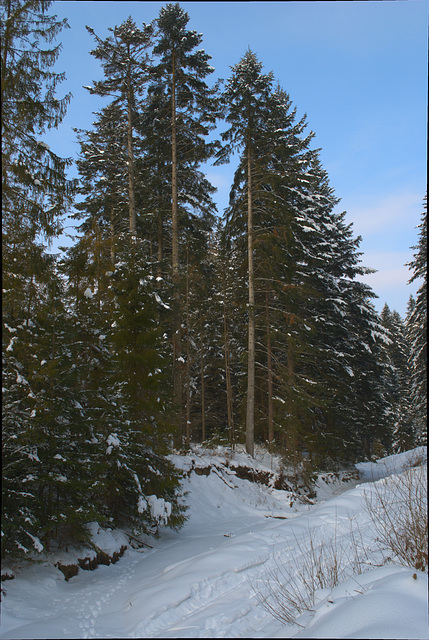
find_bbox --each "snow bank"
[0,446,427,639]
[85,522,129,557]
[356,446,427,481]
[287,566,428,639]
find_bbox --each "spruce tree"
[218,51,392,464]
[104,236,186,533]
[289,155,392,462]
[1,0,74,239]
[216,49,275,457]
[73,102,130,266]
[2,245,101,554]
[151,2,219,438]
[1,0,78,557]
[380,304,415,452]
[85,17,153,235]
[406,196,427,443]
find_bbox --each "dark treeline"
[2,1,427,558]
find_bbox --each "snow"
[106,433,120,448]
[0,447,427,639]
[25,534,44,554]
[6,337,16,352]
[37,141,51,151]
[154,292,170,309]
[137,496,148,514]
[146,495,172,525]
[106,433,120,455]
[355,445,426,481]
[290,566,427,639]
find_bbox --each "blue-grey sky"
[46,0,428,318]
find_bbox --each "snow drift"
[0,445,427,639]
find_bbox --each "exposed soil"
[56,544,127,581]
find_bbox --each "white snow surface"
[0,445,427,639]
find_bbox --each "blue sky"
[45,0,428,317]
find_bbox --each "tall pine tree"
[84,17,153,235]
[216,49,275,457]
[406,196,427,443]
[151,3,219,439]
[1,0,78,557]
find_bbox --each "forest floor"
[1,445,427,639]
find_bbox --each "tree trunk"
[157,197,163,278]
[246,144,255,458]
[171,48,182,437]
[0,0,12,133]
[222,269,234,449]
[224,309,234,449]
[126,53,136,236]
[110,206,116,267]
[200,329,206,443]
[266,290,274,444]
[287,336,297,487]
[95,222,101,313]
[185,248,191,448]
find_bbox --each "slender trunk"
[287,336,297,487]
[126,53,136,235]
[1,0,11,135]
[157,196,163,278]
[110,206,116,267]
[75,261,81,317]
[171,51,179,284]
[95,222,101,313]
[185,248,191,448]
[171,48,182,437]
[26,240,37,323]
[266,290,274,444]
[287,338,294,388]
[200,329,206,443]
[246,144,255,458]
[223,299,234,449]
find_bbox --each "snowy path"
[1,447,427,639]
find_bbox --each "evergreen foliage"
[2,1,422,561]
[92,236,186,534]
[84,16,153,235]
[216,49,277,456]
[1,0,78,557]
[73,102,129,251]
[217,50,392,464]
[1,0,74,238]
[150,2,219,440]
[406,196,427,443]
[380,304,415,452]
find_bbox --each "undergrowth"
[254,451,427,627]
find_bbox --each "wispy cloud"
[344,190,423,237]
[356,250,422,315]
[360,264,411,289]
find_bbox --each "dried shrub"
[364,458,428,572]
[253,522,376,627]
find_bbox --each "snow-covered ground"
[1,446,427,639]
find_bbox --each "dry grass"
[253,521,376,627]
[254,451,428,628]
[363,457,428,572]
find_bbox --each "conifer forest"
[2,1,427,559]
